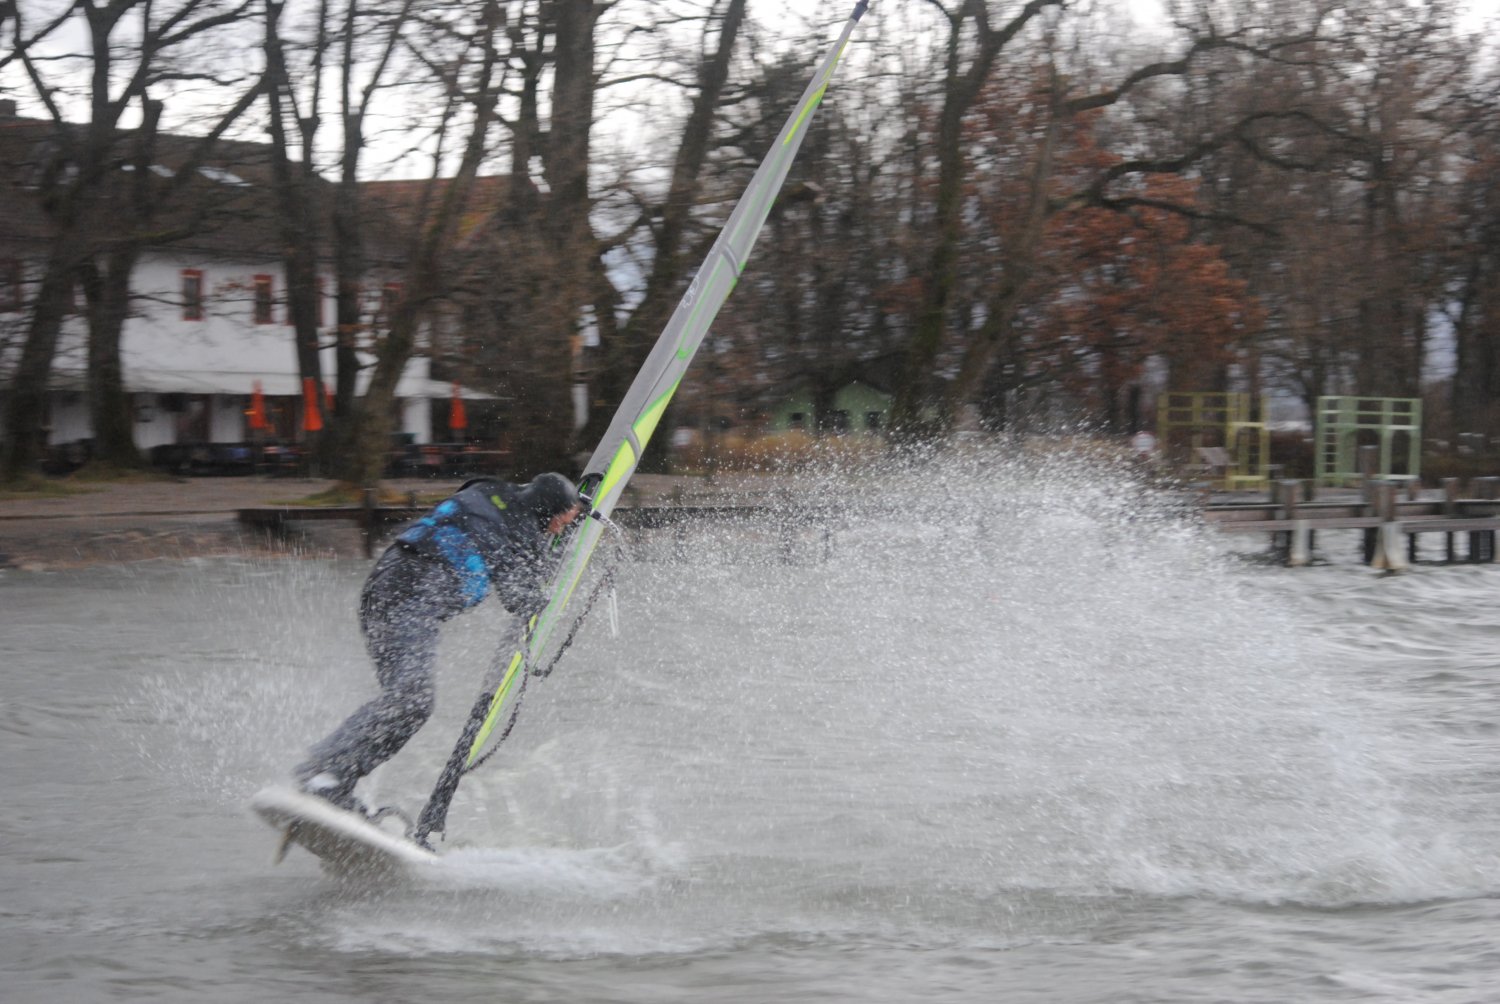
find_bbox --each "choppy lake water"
[4,452,1499,1002]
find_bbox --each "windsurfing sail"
[414,0,872,846]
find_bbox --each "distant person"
[1131,430,1159,464]
[293,473,584,812]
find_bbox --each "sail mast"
[414,1,872,846]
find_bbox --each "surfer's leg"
[294,550,451,802]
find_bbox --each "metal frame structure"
[1314,396,1421,487]
[1155,392,1270,490]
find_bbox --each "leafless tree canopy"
[3,0,1498,483]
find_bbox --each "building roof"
[0,105,409,264]
[361,174,525,250]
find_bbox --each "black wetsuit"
[294,478,563,798]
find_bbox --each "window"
[865,411,883,431]
[181,269,204,321]
[1,259,21,313]
[788,412,805,430]
[252,274,274,324]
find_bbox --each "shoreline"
[0,472,795,571]
[0,475,404,570]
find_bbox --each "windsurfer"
[292,473,584,812]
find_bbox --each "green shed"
[767,379,891,436]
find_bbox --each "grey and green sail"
[414,1,871,845]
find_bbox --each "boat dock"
[1202,477,1500,569]
[233,472,1500,571]
[236,484,818,559]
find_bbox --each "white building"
[38,251,462,451]
[0,104,485,471]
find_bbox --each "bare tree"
[575,0,751,462]
[1180,0,1485,420]
[885,0,1062,437]
[1,0,260,481]
[477,0,608,476]
[336,0,511,488]
[263,0,329,456]
[1448,79,1500,440]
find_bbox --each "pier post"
[1359,455,1381,565]
[1408,477,1420,562]
[1270,481,1290,561]
[670,485,689,560]
[360,487,376,559]
[1277,480,1306,566]
[1474,478,1499,562]
[778,488,798,564]
[1290,519,1312,567]
[1379,522,1409,571]
[1443,478,1459,563]
[1303,478,1317,554]
[1358,445,1379,487]
[1370,482,1408,571]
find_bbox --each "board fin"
[273,825,296,865]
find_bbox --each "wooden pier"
[237,492,422,557]
[1202,477,1500,569]
[235,474,1500,571]
[237,491,809,558]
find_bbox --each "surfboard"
[249,786,440,875]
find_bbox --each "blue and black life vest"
[395,479,549,612]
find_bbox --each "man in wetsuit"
[294,472,584,810]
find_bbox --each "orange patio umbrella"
[302,376,323,433]
[449,381,468,436]
[247,380,269,431]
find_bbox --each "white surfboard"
[250,786,440,875]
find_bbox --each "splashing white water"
[116,444,1500,957]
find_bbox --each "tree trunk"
[479,0,598,478]
[534,0,599,473]
[576,0,749,457]
[80,244,145,468]
[338,17,503,488]
[889,1,1061,438]
[329,0,373,469]
[332,110,365,450]
[1,248,78,481]
[81,96,166,471]
[944,85,1060,418]
[265,0,328,471]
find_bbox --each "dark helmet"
[519,472,581,525]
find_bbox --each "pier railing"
[237,487,832,560]
[234,468,1500,571]
[1202,476,1500,569]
